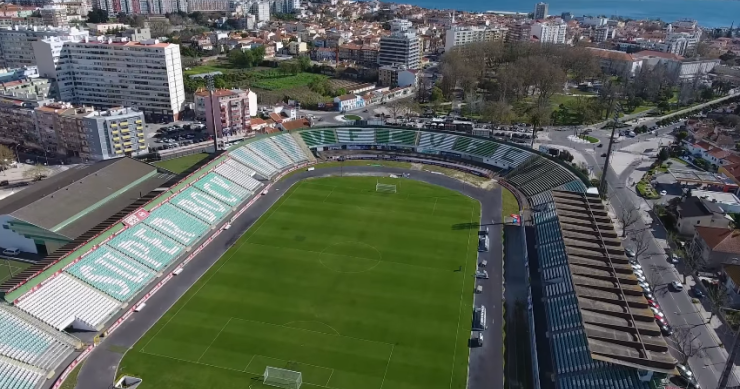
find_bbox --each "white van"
[172,267,183,275]
[262,189,268,195]
[307,167,315,171]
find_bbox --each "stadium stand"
[230,147,279,178]
[0,359,44,389]
[335,128,376,143]
[193,173,253,207]
[224,158,257,177]
[143,203,210,246]
[65,246,156,302]
[506,157,577,196]
[245,142,292,169]
[214,162,263,193]
[300,129,338,147]
[170,186,230,224]
[417,131,457,151]
[16,274,120,331]
[105,224,184,271]
[270,134,309,162]
[0,309,73,370]
[375,129,417,145]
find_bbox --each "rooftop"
[695,226,740,254]
[677,196,726,218]
[0,158,173,239]
[546,190,676,373]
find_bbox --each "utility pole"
[599,104,621,199]
[718,307,740,389]
[206,75,219,153]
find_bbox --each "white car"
[2,248,19,256]
[660,190,668,196]
[650,307,664,318]
[631,263,642,271]
[625,248,636,258]
[638,281,652,292]
[671,281,684,291]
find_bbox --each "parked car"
[668,254,680,264]
[2,247,20,256]
[0,180,8,187]
[670,281,684,291]
[692,287,704,298]
[676,364,701,388]
[660,190,668,196]
[660,324,673,336]
[625,248,636,258]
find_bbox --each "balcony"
[124,148,133,152]
[115,149,123,154]
[123,141,132,146]
[111,130,119,135]
[112,137,120,142]
[111,123,118,128]
[135,119,142,124]
[136,125,143,130]
[121,129,130,134]
[120,122,128,126]
[138,139,145,143]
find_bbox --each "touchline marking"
[282,320,340,335]
[140,349,247,374]
[325,368,334,386]
[197,317,232,362]
[379,344,395,389]
[448,208,475,389]
[322,186,335,203]
[432,197,439,216]
[243,354,256,372]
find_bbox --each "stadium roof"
[0,157,175,239]
[548,190,676,373]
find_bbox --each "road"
[546,127,739,389]
[73,166,503,389]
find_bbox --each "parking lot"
[147,122,213,151]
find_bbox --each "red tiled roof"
[281,119,310,131]
[269,112,283,123]
[696,226,740,254]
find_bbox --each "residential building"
[390,19,413,32]
[531,20,567,44]
[334,94,364,111]
[378,28,421,70]
[586,47,642,77]
[288,40,307,55]
[39,5,67,27]
[194,88,257,137]
[664,30,702,56]
[378,64,418,88]
[533,2,548,19]
[337,44,379,64]
[688,226,740,269]
[0,98,44,148]
[0,25,89,69]
[580,17,608,27]
[444,25,508,51]
[561,12,572,22]
[691,189,740,214]
[83,107,147,160]
[593,26,614,43]
[33,37,186,121]
[632,51,719,80]
[675,196,732,236]
[188,0,228,11]
[121,27,151,41]
[250,1,270,22]
[272,0,299,14]
[509,21,531,42]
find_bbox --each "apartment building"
[378,64,418,88]
[531,20,567,44]
[35,103,146,160]
[0,25,88,69]
[338,44,379,64]
[378,29,421,70]
[40,5,68,27]
[250,1,270,22]
[32,37,186,121]
[0,98,42,148]
[444,25,508,51]
[194,88,257,137]
[533,2,548,19]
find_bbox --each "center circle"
[319,241,382,273]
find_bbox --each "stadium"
[0,127,678,389]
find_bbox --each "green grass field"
[119,177,480,389]
[153,153,210,174]
[0,259,30,284]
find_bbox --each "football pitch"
[119,176,481,389]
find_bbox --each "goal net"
[376,182,397,193]
[264,366,303,389]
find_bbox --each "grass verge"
[153,153,210,174]
[59,361,84,389]
[0,259,31,284]
[501,187,520,217]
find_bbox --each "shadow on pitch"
[451,222,505,230]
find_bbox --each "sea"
[398,0,738,28]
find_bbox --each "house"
[675,196,732,236]
[250,117,267,132]
[688,226,740,269]
[585,47,643,77]
[279,118,311,131]
[334,94,365,111]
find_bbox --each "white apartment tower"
[444,25,508,51]
[0,26,89,69]
[32,37,186,121]
[251,1,270,22]
[531,21,567,44]
[534,2,548,19]
[378,24,421,70]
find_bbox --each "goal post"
[263,366,302,389]
[375,181,397,193]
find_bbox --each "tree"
[618,204,640,237]
[671,325,703,365]
[0,145,15,170]
[706,284,729,323]
[23,164,49,181]
[430,86,443,102]
[386,100,409,122]
[629,230,652,262]
[86,9,108,23]
[658,148,669,162]
[297,55,311,72]
[149,20,170,38]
